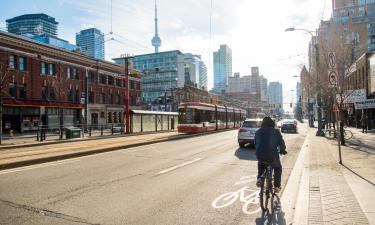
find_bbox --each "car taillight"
[239,129,247,133]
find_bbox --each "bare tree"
[317,30,360,149]
[0,63,10,145]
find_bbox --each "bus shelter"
[130,110,179,133]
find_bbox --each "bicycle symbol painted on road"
[211,175,261,215]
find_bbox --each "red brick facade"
[0,31,141,132]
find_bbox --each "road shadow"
[254,195,287,225]
[234,148,257,161]
[342,163,375,186]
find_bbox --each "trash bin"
[65,127,82,139]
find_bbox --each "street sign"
[328,70,338,87]
[328,52,336,69]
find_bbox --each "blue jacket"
[255,127,286,160]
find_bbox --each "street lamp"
[286,27,324,136]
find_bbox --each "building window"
[108,112,112,123]
[8,55,15,69]
[116,94,120,105]
[67,89,73,102]
[67,67,71,79]
[49,64,55,76]
[114,112,118,123]
[50,87,56,100]
[109,93,114,104]
[75,90,80,103]
[89,71,95,83]
[41,62,47,75]
[108,76,114,86]
[41,86,48,100]
[73,68,79,79]
[116,79,122,87]
[9,83,17,98]
[89,91,95,103]
[99,74,106,84]
[130,80,135,89]
[19,84,26,99]
[100,112,105,118]
[19,57,26,71]
[99,93,106,104]
[119,112,122,123]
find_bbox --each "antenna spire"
[151,0,161,53]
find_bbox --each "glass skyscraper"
[129,50,183,104]
[213,44,232,93]
[268,81,283,108]
[76,28,105,60]
[6,13,58,37]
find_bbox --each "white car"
[238,119,262,148]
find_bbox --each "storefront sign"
[370,54,375,95]
[354,99,375,109]
[342,89,366,103]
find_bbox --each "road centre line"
[157,158,203,175]
[0,159,80,175]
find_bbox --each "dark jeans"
[257,156,282,188]
[362,125,368,133]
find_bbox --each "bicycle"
[258,162,280,213]
[323,126,353,140]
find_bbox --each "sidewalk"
[283,125,375,225]
[0,129,131,147]
[0,131,186,170]
[344,127,375,154]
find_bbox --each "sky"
[0,0,332,111]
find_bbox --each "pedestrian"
[255,117,287,193]
[361,114,368,134]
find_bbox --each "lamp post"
[286,27,324,136]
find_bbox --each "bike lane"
[0,128,308,225]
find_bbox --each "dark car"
[280,119,298,133]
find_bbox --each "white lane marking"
[122,146,156,153]
[0,159,80,175]
[157,158,203,175]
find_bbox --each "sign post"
[328,52,342,164]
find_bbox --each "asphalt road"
[0,127,307,225]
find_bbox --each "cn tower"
[151,0,161,53]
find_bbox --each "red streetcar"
[177,102,247,134]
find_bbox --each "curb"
[0,129,235,170]
[0,130,176,150]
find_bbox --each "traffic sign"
[328,70,338,87]
[328,52,336,69]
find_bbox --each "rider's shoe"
[256,178,262,187]
[274,187,281,193]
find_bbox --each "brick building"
[0,31,141,133]
[342,52,375,128]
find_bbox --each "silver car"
[238,119,262,148]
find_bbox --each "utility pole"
[85,68,89,132]
[125,57,130,134]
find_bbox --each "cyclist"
[255,116,287,193]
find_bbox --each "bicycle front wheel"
[344,130,353,140]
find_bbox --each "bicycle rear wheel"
[271,194,280,215]
[259,178,271,211]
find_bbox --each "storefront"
[2,106,40,133]
[354,99,375,130]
